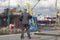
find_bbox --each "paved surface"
[0,34,59,40]
[0,30,60,40]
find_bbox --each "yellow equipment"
[26,2,33,16]
[26,2,34,24]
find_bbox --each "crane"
[25,0,40,31]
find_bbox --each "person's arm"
[28,13,32,19]
[19,13,23,21]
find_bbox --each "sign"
[9,24,15,29]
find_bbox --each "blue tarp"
[29,16,38,31]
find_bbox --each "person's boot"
[28,34,31,39]
[21,35,24,39]
[28,36,31,39]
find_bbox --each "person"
[19,9,32,39]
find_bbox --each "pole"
[8,0,10,28]
[55,0,58,29]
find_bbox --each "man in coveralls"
[20,9,32,39]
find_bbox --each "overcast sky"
[0,0,60,17]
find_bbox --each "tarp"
[29,16,38,31]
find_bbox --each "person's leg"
[25,25,31,39]
[21,26,25,39]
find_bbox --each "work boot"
[28,36,31,39]
[28,35,31,39]
[21,35,24,39]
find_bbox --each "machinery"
[26,3,38,31]
[29,16,38,31]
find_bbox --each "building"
[0,8,23,28]
[37,15,56,27]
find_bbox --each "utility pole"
[55,0,58,24]
[55,0,60,28]
[56,0,60,27]
[8,0,10,28]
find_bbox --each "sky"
[0,0,60,17]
